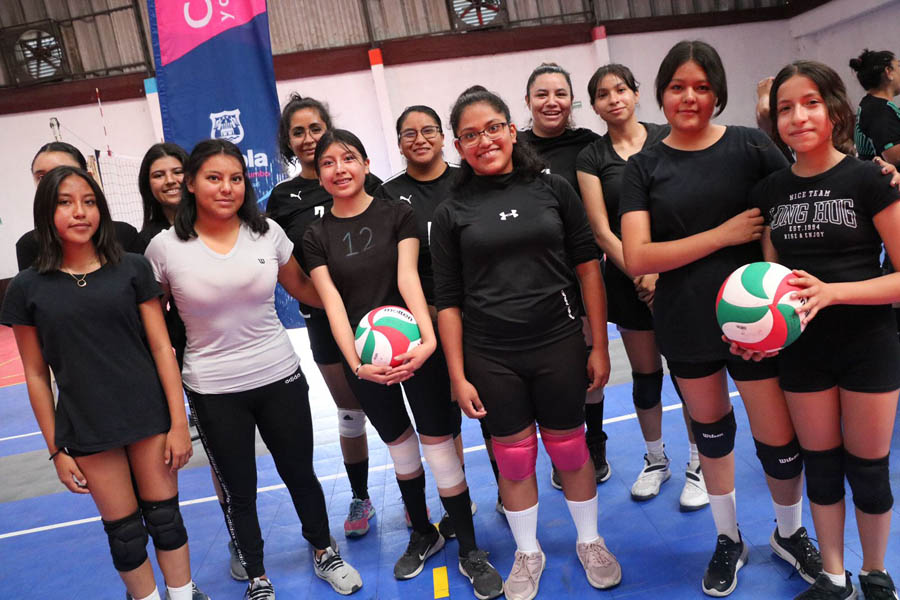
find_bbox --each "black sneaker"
[550,465,563,490]
[393,527,444,580]
[770,526,823,584]
[458,549,503,600]
[859,570,898,600]
[702,533,748,597]
[794,572,857,600]
[587,434,611,484]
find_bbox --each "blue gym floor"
[1,325,898,599]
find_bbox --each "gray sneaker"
[229,540,249,581]
[314,545,362,595]
[504,546,545,600]
[244,577,274,600]
[165,582,211,600]
[394,527,444,580]
[458,549,503,599]
[576,537,622,589]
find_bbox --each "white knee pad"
[337,409,367,438]
[421,438,465,489]
[388,433,423,476]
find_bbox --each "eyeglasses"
[456,122,509,147]
[399,126,442,142]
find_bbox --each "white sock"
[773,499,803,538]
[565,495,600,544]
[689,443,700,468]
[134,589,161,600]
[708,490,740,543]
[504,502,540,553]
[646,438,665,459]
[166,581,193,600]
[824,570,846,587]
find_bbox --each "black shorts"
[342,346,461,444]
[304,311,342,365]
[779,306,900,393]
[667,356,778,381]
[464,331,588,437]
[605,262,654,331]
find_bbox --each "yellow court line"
[433,566,450,599]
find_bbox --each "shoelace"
[463,550,493,576]
[317,550,346,573]
[709,539,740,573]
[347,500,367,522]
[510,552,539,583]
[584,542,614,567]
[247,579,273,600]
[403,530,431,556]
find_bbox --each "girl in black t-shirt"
[619,41,821,596]
[268,95,375,539]
[518,62,609,488]
[377,106,481,531]
[0,166,207,600]
[432,87,620,599]
[749,60,900,600]
[576,63,707,511]
[303,129,502,599]
[138,143,187,246]
[849,49,900,166]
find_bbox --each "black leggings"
[186,368,330,579]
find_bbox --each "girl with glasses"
[432,86,618,600]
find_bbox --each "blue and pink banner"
[147,0,301,327]
[147,0,284,205]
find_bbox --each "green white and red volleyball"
[716,262,806,352]
[355,305,422,367]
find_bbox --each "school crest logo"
[209,109,245,144]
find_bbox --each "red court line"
[0,328,24,387]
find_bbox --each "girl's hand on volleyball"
[452,378,486,419]
[586,347,610,392]
[165,424,193,471]
[789,269,831,326]
[53,453,90,494]
[873,157,900,188]
[716,208,764,247]
[723,336,779,361]
[386,341,436,384]
[357,363,394,385]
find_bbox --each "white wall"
[3,1,898,279]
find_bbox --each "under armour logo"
[400,195,412,204]
[258,258,266,264]
[499,210,518,221]
[290,192,302,201]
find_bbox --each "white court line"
[0,391,743,540]
[0,431,42,443]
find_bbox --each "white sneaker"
[630,452,670,501]
[314,545,362,595]
[504,545,546,600]
[679,462,709,511]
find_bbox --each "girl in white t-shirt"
[145,139,362,599]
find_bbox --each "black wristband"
[49,449,63,460]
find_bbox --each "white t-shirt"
[145,219,299,394]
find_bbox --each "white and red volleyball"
[715,262,806,352]
[354,305,422,367]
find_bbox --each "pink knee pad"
[541,429,589,472]
[492,433,538,481]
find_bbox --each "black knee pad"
[140,495,188,551]
[754,437,803,480]
[691,409,736,459]
[102,509,149,572]
[632,370,664,410]
[845,451,893,514]
[802,446,845,506]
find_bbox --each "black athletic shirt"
[855,94,900,161]
[15,221,145,272]
[0,254,170,452]
[267,172,381,316]
[575,122,670,237]
[753,156,899,283]
[303,196,418,328]
[375,164,458,304]
[620,126,789,362]
[431,172,598,351]
[519,128,601,195]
